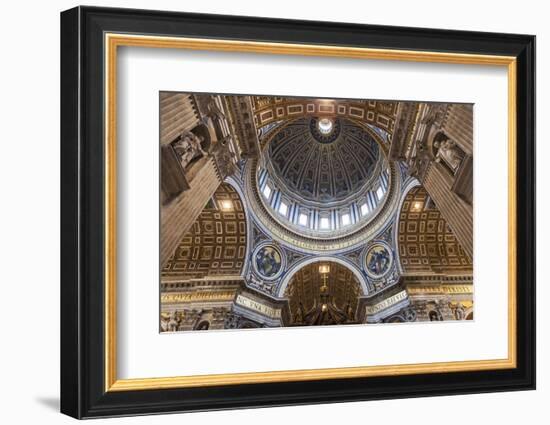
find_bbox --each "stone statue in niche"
[172,131,207,170]
[428,308,444,321]
[434,138,464,173]
[451,302,466,320]
[167,310,180,332]
[159,314,169,332]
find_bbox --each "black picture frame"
[61,5,536,419]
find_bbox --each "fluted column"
[423,162,473,259]
[441,104,473,154]
[160,93,200,145]
[160,156,221,267]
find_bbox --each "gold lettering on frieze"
[406,285,473,295]
[365,290,408,315]
[161,291,235,304]
[236,294,281,319]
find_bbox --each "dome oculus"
[317,118,334,134]
[309,117,341,144]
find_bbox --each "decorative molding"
[252,97,397,134]
[161,291,236,304]
[406,284,473,295]
[365,290,408,315]
[242,157,402,254]
[235,294,282,319]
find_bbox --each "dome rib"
[267,118,380,204]
[256,117,392,240]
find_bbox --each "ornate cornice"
[241,156,401,254]
[161,291,236,304]
[406,284,473,295]
[252,97,397,134]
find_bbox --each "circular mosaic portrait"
[254,244,284,279]
[364,243,393,278]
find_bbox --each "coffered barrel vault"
[163,184,247,280]
[397,186,472,274]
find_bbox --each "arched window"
[262,183,272,199]
[340,209,352,227]
[298,210,309,227]
[319,214,330,230]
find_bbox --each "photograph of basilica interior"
[159,93,474,332]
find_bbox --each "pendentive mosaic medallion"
[365,242,393,278]
[253,244,284,279]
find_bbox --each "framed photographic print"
[60,6,536,419]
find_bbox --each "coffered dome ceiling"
[255,117,392,241]
[266,118,381,204]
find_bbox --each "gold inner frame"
[104,33,517,392]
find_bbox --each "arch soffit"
[277,255,369,298]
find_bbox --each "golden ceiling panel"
[162,184,247,280]
[398,186,472,274]
[252,96,397,134]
